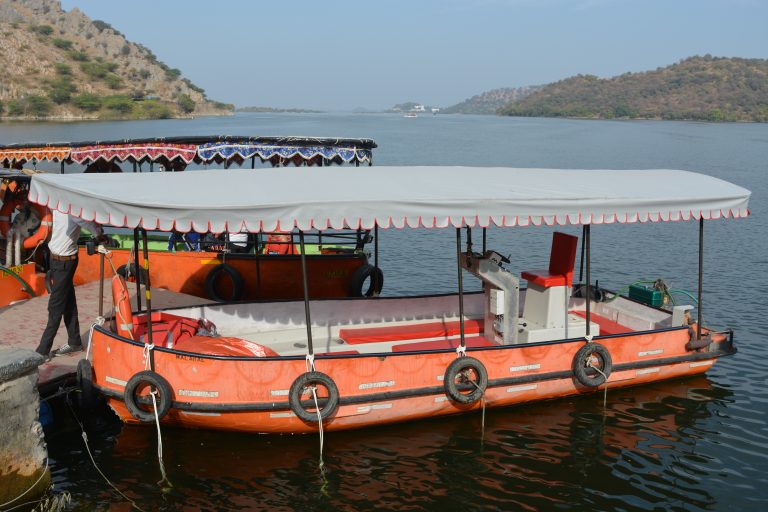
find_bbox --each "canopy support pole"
[482,228,487,254]
[374,224,379,270]
[585,225,591,337]
[141,229,154,368]
[133,228,142,312]
[456,228,466,349]
[251,156,255,169]
[578,225,586,283]
[132,162,137,173]
[59,161,64,174]
[98,250,104,318]
[299,231,314,356]
[697,218,703,340]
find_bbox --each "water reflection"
[46,376,734,511]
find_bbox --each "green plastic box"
[628,284,664,307]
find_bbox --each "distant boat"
[404,112,418,118]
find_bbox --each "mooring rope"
[150,390,171,487]
[0,457,49,511]
[64,393,146,512]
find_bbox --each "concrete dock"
[0,280,211,393]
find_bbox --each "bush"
[48,77,76,104]
[103,95,134,114]
[121,44,131,56]
[26,95,53,117]
[55,63,72,75]
[80,60,118,80]
[92,20,112,33]
[68,50,89,61]
[72,93,102,112]
[30,25,54,36]
[52,38,73,50]
[137,100,172,119]
[0,100,3,115]
[177,94,195,113]
[139,69,151,79]
[164,68,182,81]
[104,74,123,89]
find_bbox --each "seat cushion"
[339,319,484,345]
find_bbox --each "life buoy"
[76,359,97,410]
[443,356,488,404]
[0,197,22,237]
[124,370,173,423]
[263,234,296,255]
[204,263,245,302]
[348,264,384,297]
[288,371,340,422]
[111,275,134,339]
[572,342,613,387]
[22,204,52,250]
[0,199,51,247]
[116,263,148,285]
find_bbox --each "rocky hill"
[442,86,540,115]
[498,56,768,122]
[0,0,233,120]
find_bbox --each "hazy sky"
[59,0,767,111]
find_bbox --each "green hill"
[498,56,768,122]
[442,86,540,115]
[0,0,233,120]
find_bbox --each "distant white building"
[413,104,426,112]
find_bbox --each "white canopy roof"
[28,166,750,232]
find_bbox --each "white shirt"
[228,232,248,247]
[48,210,103,257]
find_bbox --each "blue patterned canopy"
[197,141,372,165]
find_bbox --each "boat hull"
[90,325,733,434]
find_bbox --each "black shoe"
[54,344,83,356]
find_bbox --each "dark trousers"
[36,257,82,355]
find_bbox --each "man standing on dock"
[35,210,108,358]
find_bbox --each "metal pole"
[482,228,487,253]
[585,224,591,337]
[578,225,586,283]
[251,156,255,169]
[98,252,104,317]
[374,224,379,270]
[141,229,154,368]
[697,218,703,340]
[133,161,137,173]
[59,161,64,174]
[456,228,466,348]
[299,231,314,355]
[132,228,142,312]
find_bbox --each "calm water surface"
[2,114,767,511]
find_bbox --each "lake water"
[2,113,767,510]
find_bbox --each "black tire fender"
[288,371,339,422]
[116,263,148,285]
[572,342,613,387]
[348,264,384,297]
[204,263,245,302]
[444,356,488,404]
[123,370,173,423]
[76,359,96,410]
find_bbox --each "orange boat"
[27,166,751,434]
[0,136,380,307]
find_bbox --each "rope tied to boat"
[456,344,467,358]
[150,389,171,489]
[142,343,155,371]
[85,316,105,361]
[305,353,316,372]
[587,360,609,407]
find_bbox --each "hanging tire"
[572,342,613,387]
[76,359,96,410]
[288,371,339,422]
[116,263,148,285]
[349,264,384,297]
[443,356,488,404]
[123,370,173,423]
[204,263,245,302]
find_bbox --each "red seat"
[392,335,493,352]
[132,311,199,347]
[339,319,484,345]
[521,232,579,288]
[571,310,633,335]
